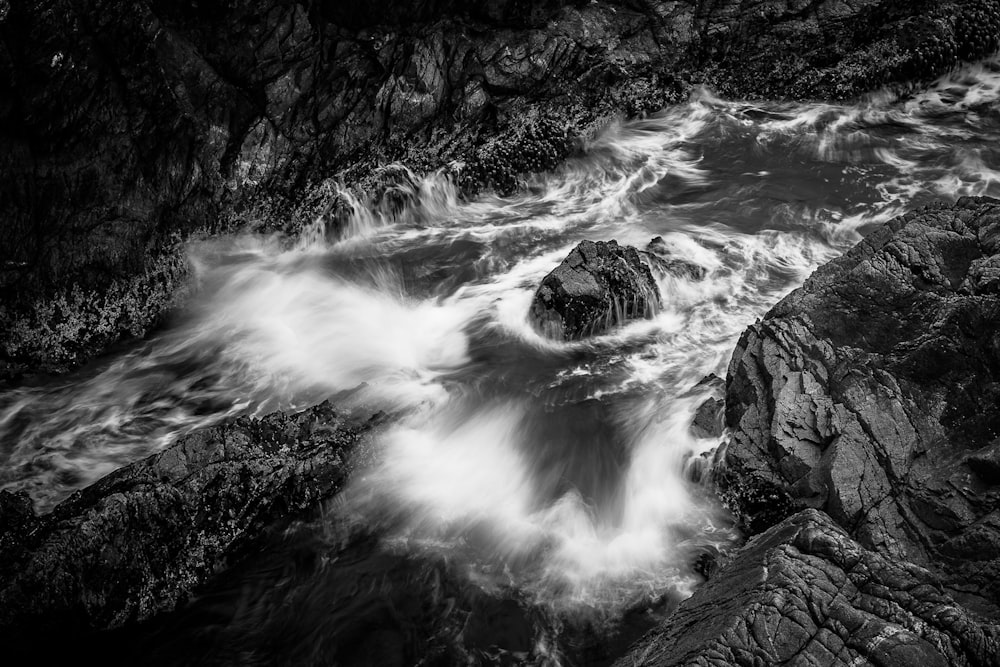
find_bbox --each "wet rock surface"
[529,240,662,339]
[0,401,385,634]
[690,373,726,440]
[616,509,1000,667]
[720,196,1000,616]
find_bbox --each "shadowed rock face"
[719,196,1000,616]
[0,401,385,634]
[615,509,1000,667]
[529,240,661,339]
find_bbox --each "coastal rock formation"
[720,196,1000,616]
[4,0,999,373]
[616,509,1000,667]
[0,401,385,634]
[529,240,661,339]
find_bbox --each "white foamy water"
[3,56,1000,614]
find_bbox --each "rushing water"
[5,56,1000,664]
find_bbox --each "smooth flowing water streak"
[3,55,1000,613]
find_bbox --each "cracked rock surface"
[616,509,1000,667]
[720,196,1000,617]
[0,401,384,634]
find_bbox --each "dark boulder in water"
[0,401,385,634]
[616,509,1000,666]
[719,196,1000,616]
[529,240,661,340]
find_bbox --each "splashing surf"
[4,57,1000,638]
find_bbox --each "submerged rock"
[0,401,385,634]
[529,240,661,340]
[616,509,1000,666]
[719,196,1000,615]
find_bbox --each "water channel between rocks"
[4,57,1000,665]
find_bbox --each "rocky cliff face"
[3,0,999,374]
[720,196,1000,617]
[618,197,1000,665]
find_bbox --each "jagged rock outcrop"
[616,509,1000,667]
[719,196,1000,616]
[4,0,999,374]
[530,240,661,339]
[0,401,385,634]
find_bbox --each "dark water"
[4,57,1000,665]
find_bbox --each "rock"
[616,509,1000,667]
[690,373,725,439]
[691,402,723,439]
[691,545,721,580]
[969,440,1000,485]
[0,401,385,634]
[529,240,662,340]
[645,236,708,282]
[719,196,1000,615]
